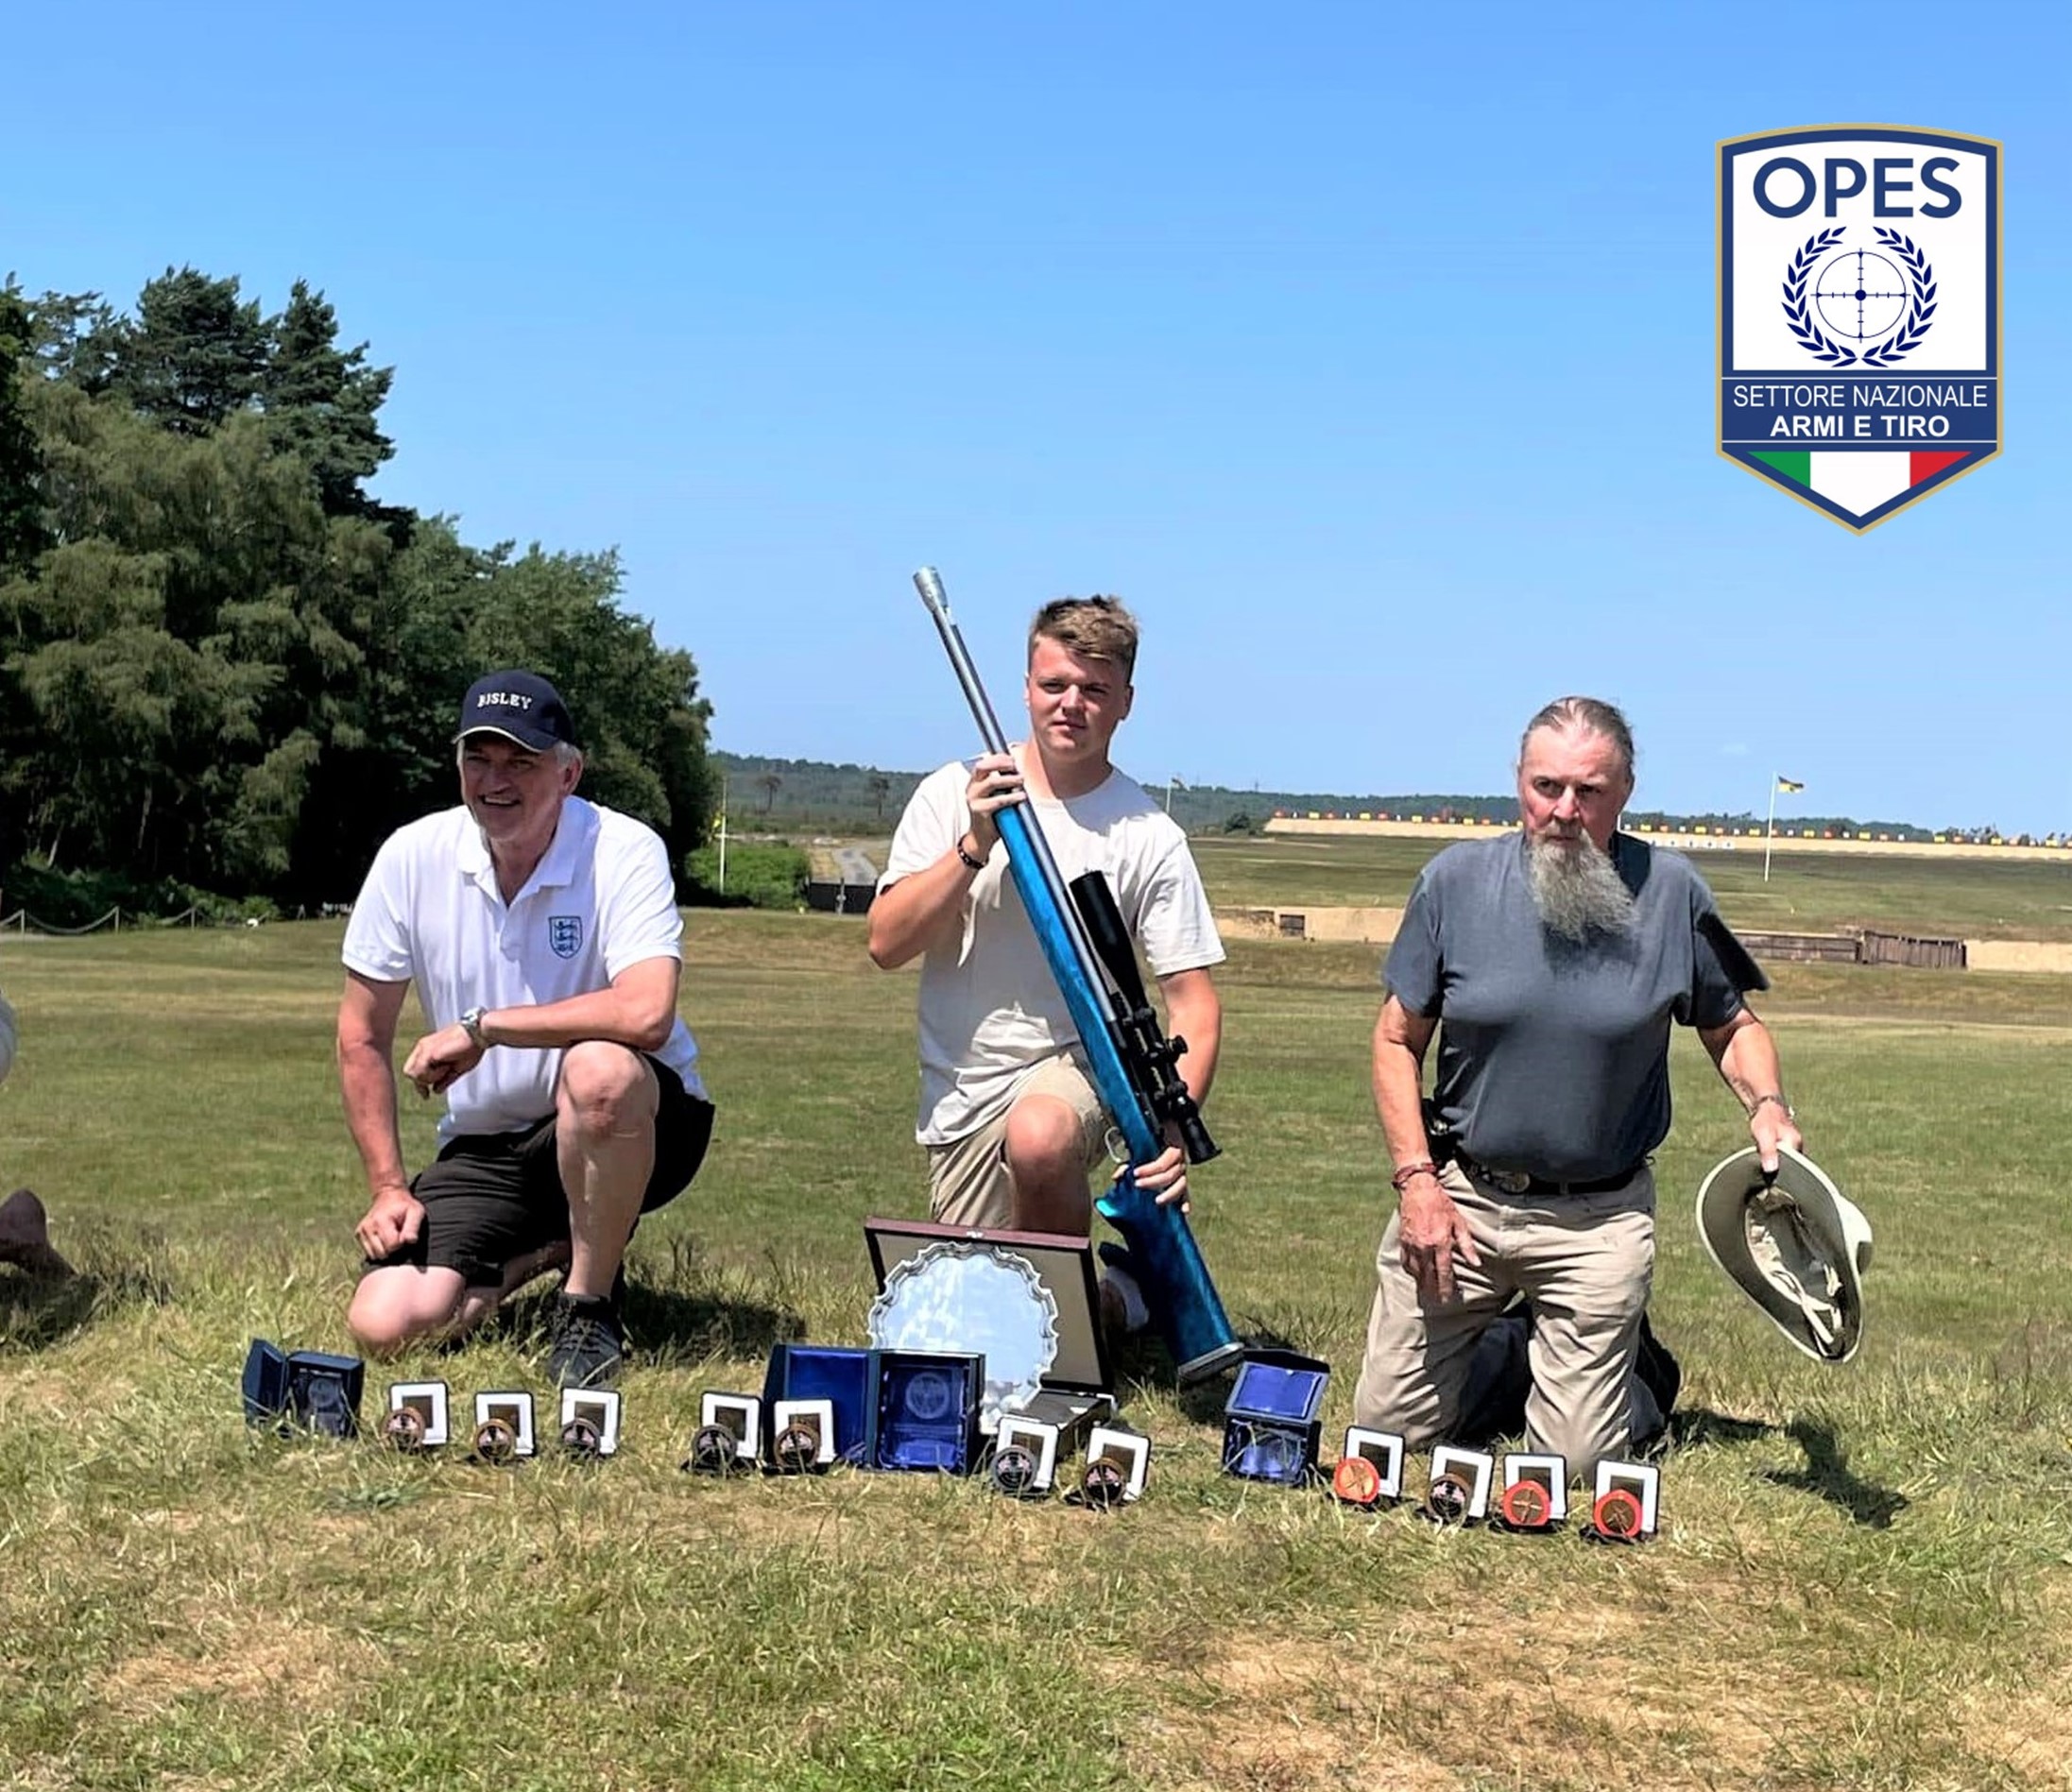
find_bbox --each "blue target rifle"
[914,567,1244,1384]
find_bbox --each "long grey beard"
[1527,833,1635,943]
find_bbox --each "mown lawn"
[2,912,2068,1791]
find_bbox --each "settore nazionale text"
[1720,380,1995,445]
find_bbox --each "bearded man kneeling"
[1353,696,1802,1481]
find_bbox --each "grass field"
[1190,835,2072,943]
[3,904,2070,1791]
[829,832,2072,942]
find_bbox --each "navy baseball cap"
[456,671,577,750]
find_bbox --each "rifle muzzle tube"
[912,567,1154,1119]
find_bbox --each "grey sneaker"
[545,1293,625,1387]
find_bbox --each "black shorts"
[365,1056,714,1289]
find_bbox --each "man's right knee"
[1002,1094,1086,1183]
[348,1267,467,1356]
[1352,1267,1474,1447]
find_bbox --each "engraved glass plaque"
[866,1241,1060,1434]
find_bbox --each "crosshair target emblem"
[1813,248,1909,344]
[901,1369,953,1421]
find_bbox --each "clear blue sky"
[11,4,2068,832]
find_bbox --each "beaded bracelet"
[1390,1160,1440,1192]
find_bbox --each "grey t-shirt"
[1384,833,1750,1181]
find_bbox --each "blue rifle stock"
[913,567,1243,1383]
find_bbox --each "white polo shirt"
[343,796,705,1142]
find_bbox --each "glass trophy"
[866,1240,1059,1434]
[871,1349,985,1473]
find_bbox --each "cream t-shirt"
[880,758,1224,1145]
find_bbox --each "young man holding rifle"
[870,596,1224,1313]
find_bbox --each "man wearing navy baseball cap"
[337,670,713,1385]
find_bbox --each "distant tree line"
[713,754,924,832]
[712,753,2013,845]
[0,270,712,922]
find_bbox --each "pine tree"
[109,266,268,435]
[261,281,396,516]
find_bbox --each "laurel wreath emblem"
[1859,228,1937,367]
[1780,228,1853,364]
[1779,227,1937,369]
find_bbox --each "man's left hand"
[1123,1143,1190,1212]
[402,1025,485,1099]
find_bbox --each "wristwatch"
[459,1006,490,1048]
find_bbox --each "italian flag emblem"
[1747,450,1970,516]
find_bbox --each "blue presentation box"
[762,1343,879,1466]
[1220,1350,1331,1485]
[242,1339,365,1439]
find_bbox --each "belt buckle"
[1461,1152,1533,1196]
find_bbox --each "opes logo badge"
[1719,126,2001,532]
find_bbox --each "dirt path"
[1218,905,2072,973]
[1265,818,2071,862]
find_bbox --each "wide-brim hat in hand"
[1696,1144,1871,1364]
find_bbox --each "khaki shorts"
[927,1053,1111,1230]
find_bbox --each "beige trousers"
[926,1053,1110,1230]
[1351,1158,1656,1481]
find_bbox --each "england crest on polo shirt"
[1719,127,2000,532]
[548,914,583,959]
